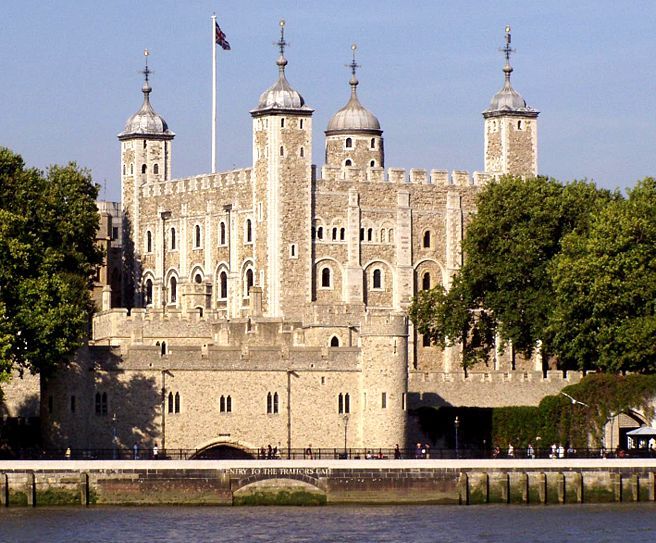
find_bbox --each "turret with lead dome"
[325,44,384,170]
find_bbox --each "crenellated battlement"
[320,165,496,186]
[140,167,253,199]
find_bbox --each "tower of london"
[40,24,582,457]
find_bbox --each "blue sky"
[1,1,654,201]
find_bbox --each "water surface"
[2,503,656,542]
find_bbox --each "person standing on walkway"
[527,443,535,459]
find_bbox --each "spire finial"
[346,43,360,94]
[500,25,515,82]
[141,49,152,96]
[275,19,288,73]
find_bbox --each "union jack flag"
[215,22,231,50]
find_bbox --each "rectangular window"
[381,392,387,409]
[70,395,76,414]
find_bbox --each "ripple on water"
[2,503,656,543]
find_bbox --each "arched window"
[174,392,180,413]
[380,229,386,243]
[422,272,431,291]
[360,228,364,241]
[144,279,153,305]
[373,269,382,289]
[141,164,147,174]
[338,393,344,414]
[219,271,228,299]
[340,228,345,241]
[168,392,174,413]
[370,138,376,149]
[317,227,323,240]
[370,160,376,167]
[153,163,159,174]
[367,228,373,242]
[300,147,305,158]
[220,395,226,412]
[160,341,167,356]
[280,118,285,128]
[146,230,152,253]
[345,159,352,166]
[332,227,338,240]
[345,137,352,148]
[245,219,252,243]
[330,336,340,347]
[226,395,232,412]
[194,273,202,284]
[423,230,431,248]
[170,228,176,250]
[245,269,254,296]
[219,221,226,245]
[169,276,177,303]
[321,267,331,288]
[273,392,279,414]
[194,225,201,248]
[344,393,350,413]
[388,228,394,242]
[267,392,273,414]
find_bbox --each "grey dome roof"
[326,75,381,134]
[486,79,528,111]
[119,81,174,139]
[484,78,537,116]
[251,56,312,115]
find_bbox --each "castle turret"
[483,27,538,177]
[325,45,384,170]
[250,20,313,318]
[118,51,174,307]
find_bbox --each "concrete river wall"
[2,459,656,506]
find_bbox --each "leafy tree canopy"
[409,175,619,370]
[548,178,656,372]
[0,147,102,379]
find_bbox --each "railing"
[2,446,654,461]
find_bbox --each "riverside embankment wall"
[2,459,656,506]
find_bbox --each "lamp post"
[287,370,299,459]
[161,369,173,454]
[343,414,350,458]
[111,413,117,459]
[454,416,460,459]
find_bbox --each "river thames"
[2,503,656,542]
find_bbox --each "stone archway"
[190,443,255,460]
[232,473,327,505]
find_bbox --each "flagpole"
[211,14,217,173]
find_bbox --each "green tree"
[0,147,102,379]
[409,176,616,369]
[548,178,656,372]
